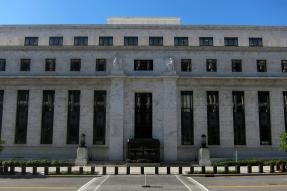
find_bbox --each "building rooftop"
[106,17,180,25]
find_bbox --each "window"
[181,91,194,145]
[99,36,113,46]
[45,59,56,71]
[0,59,6,71]
[207,91,220,145]
[70,59,81,71]
[224,37,238,46]
[174,37,188,46]
[233,91,246,145]
[96,59,106,72]
[181,59,192,72]
[41,90,55,144]
[258,91,271,145]
[20,59,31,71]
[24,37,38,46]
[0,90,3,139]
[199,37,213,46]
[232,59,242,72]
[93,91,107,145]
[124,37,138,46]
[206,59,217,72]
[282,60,287,72]
[134,60,153,71]
[257,60,267,72]
[49,37,63,46]
[149,37,163,46]
[15,90,29,144]
[67,90,80,144]
[283,92,287,132]
[249,38,263,47]
[74,36,88,46]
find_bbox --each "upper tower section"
[106,17,180,25]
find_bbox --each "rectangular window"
[134,60,153,71]
[181,91,194,145]
[233,91,246,145]
[149,37,163,46]
[232,59,242,72]
[249,38,263,47]
[207,91,220,145]
[45,59,56,71]
[15,90,29,144]
[224,37,238,46]
[93,91,106,145]
[258,91,271,145]
[96,59,106,72]
[70,59,81,71]
[284,92,287,132]
[20,59,31,71]
[282,60,287,72]
[174,37,188,46]
[24,37,38,46]
[49,37,63,46]
[199,37,213,46]
[124,37,138,46]
[74,36,88,46]
[67,90,80,144]
[0,59,6,71]
[181,59,192,72]
[99,36,113,46]
[257,60,267,72]
[0,91,3,139]
[206,59,217,72]
[40,90,55,144]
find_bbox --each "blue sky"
[0,0,286,25]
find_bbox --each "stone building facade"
[0,17,287,162]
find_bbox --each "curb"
[183,173,287,177]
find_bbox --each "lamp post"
[201,134,207,148]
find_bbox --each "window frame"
[70,59,81,71]
[0,59,6,71]
[174,37,189,46]
[49,36,63,46]
[134,60,153,71]
[45,58,56,72]
[20,59,31,71]
[149,37,163,46]
[96,58,107,72]
[74,36,88,46]
[124,36,138,46]
[249,37,263,47]
[99,36,113,46]
[231,59,242,72]
[206,59,217,72]
[224,37,238,46]
[24,37,38,46]
[199,37,214,46]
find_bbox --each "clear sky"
[0,0,286,25]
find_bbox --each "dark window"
[0,91,3,139]
[258,91,271,145]
[207,91,220,145]
[224,37,238,46]
[40,90,55,144]
[15,90,29,144]
[45,59,56,71]
[20,59,31,71]
[0,59,6,71]
[67,90,80,144]
[257,60,267,72]
[49,37,63,46]
[149,37,163,46]
[181,91,193,145]
[99,36,113,46]
[232,59,242,72]
[124,37,138,46]
[93,91,106,145]
[74,36,88,46]
[181,59,192,72]
[24,37,38,46]
[199,37,213,46]
[70,59,81,71]
[233,91,246,145]
[206,59,217,72]
[174,37,188,46]
[249,38,263,47]
[283,92,287,132]
[96,59,106,72]
[134,60,153,71]
[282,60,287,72]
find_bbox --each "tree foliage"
[280,132,287,152]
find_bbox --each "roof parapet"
[107,17,180,25]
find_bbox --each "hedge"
[0,160,73,167]
[215,159,287,166]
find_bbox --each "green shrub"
[0,160,73,167]
[280,132,287,152]
[215,159,287,166]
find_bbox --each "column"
[220,90,234,147]
[1,89,17,145]
[109,78,124,161]
[27,89,42,146]
[53,89,68,146]
[162,77,178,161]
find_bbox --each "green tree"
[280,132,287,152]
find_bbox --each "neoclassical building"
[0,17,287,162]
